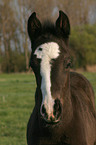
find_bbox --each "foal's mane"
[38,20,67,40]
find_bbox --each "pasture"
[0,72,96,145]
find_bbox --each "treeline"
[70,24,96,69]
[0,0,96,73]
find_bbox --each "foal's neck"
[61,72,73,127]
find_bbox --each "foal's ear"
[56,11,70,38]
[27,12,41,41]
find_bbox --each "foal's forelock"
[34,42,60,119]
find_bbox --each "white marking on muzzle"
[34,42,60,116]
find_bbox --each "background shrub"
[70,25,96,69]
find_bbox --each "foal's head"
[28,11,71,123]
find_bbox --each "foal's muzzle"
[40,99,61,123]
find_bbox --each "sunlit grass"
[0,73,36,145]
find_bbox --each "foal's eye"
[39,48,42,51]
[65,62,71,69]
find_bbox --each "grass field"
[0,72,96,145]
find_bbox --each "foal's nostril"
[54,99,61,119]
[40,101,61,123]
[42,104,46,114]
[41,104,48,119]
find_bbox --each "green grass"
[0,72,96,145]
[0,73,36,145]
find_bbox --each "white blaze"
[34,42,60,115]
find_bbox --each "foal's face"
[34,42,60,122]
[28,11,70,123]
[31,40,70,123]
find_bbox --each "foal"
[27,11,96,145]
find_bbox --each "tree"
[17,0,31,71]
[0,0,19,72]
